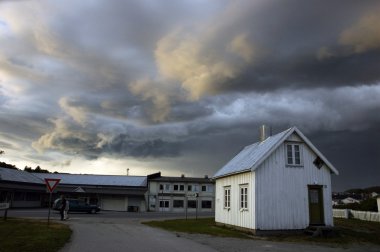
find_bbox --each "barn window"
[286,143,303,166]
[224,186,231,209]
[239,184,248,210]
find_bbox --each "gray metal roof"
[213,128,292,178]
[0,167,43,184]
[149,176,213,183]
[33,173,147,187]
[213,127,338,179]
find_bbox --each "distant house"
[341,197,361,205]
[213,126,339,232]
[371,192,379,198]
[147,172,214,213]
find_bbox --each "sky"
[0,0,379,191]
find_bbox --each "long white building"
[213,126,339,232]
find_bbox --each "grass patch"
[143,217,380,246]
[0,218,72,252]
[143,218,249,239]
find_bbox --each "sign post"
[186,193,199,220]
[44,178,61,225]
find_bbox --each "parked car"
[53,198,100,214]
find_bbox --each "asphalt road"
[3,209,380,252]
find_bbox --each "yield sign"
[44,178,61,193]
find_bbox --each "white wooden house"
[213,126,339,232]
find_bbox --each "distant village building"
[213,126,339,232]
[0,167,215,213]
[147,172,214,213]
[0,167,147,211]
[340,197,361,205]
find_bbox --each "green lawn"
[143,218,249,239]
[0,218,72,252]
[143,217,380,245]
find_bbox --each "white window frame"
[239,184,248,211]
[286,143,303,166]
[224,186,231,209]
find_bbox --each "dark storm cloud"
[0,0,379,190]
[192,0,380,93]
[309,128,380,191]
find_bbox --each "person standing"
[64,199,70,220]
[60,195,66,221]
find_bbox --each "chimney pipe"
[260,125,269,142]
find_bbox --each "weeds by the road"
[143,217,380,246]
[0,218,72,252]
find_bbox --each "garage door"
[101,196,127,211]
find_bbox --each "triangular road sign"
[45,178,61,193]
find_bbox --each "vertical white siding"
[255,133,333,230]
[215,172,255,229]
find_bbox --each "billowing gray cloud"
[0,0,379,191]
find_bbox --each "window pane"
[173,200,184,208]
[188,185,192,191]
[188,200,196,208]
[287,145,293,164]
[159,184,163,190]
[202,186,207,191]
[174,185,178,190]
[294,145,301,164]
[180,185,184,191]
[201,200,212,209]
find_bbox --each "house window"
[159,184,164,190]
[165,184,170,191]
[174,184,179,191]
[173,200,184,208]
[201,200,212,209]
[188,185,192,191]
[286,143,302,165]
[224,187,231,209]
[187,200,196,208]
[240,185,248,210]
[202,185,207,191]
[179,185,185,191]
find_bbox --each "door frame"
[308,185,325,225]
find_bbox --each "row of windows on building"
[224,184,248,210]
[159,199,212,209]
[159,184,213,192]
